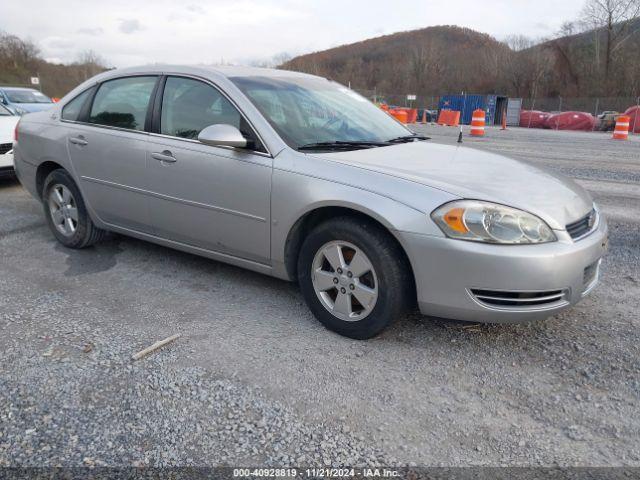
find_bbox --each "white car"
[0,104,19,177]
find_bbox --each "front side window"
[160,76,265,152]
[61,88,93,121]
[160,77,242,139]
[0,104,12,116]
[89,76,157,131]
[230,76,410,149]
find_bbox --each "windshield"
[4,89,52,104]
[230,75,410,150]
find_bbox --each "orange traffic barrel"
[613,115,630,140]
[470,109,486,137]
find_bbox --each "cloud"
[186,4,206,14]
[42,36,74,49]
[118,19,143,34]
[0,0,587,69]
[77,27,104,36]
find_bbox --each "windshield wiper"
[297,140,390,151]
[388,134,430,143]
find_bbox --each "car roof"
[0,86,41,91]
[95,64,321,82]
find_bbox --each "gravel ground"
[0,126,639,467]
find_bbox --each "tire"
[297,216,414,339]
[42,169,107,248]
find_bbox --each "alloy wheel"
[48,184,78,237]
[311,240,378,321]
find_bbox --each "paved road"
[1,126,638,467]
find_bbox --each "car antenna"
[458,91,465,144]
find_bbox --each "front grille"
[470,289,567,309]
[0,143,12,155]
[566,209,597,240]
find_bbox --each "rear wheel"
[298,217,413,339]
[42,169,106,248]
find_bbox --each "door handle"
[69,136,88,146]
[151,151,177,163]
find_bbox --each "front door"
[65,75,158,232]
[145,76,272,264]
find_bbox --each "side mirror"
[198,124,247,149]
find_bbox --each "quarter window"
[161,77,248,139]
[61,88,93,121]
[88,76,156,131]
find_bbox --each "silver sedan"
[13,66,608,339]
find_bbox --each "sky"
[0,0,587,68]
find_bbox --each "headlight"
[14,107,28,116]
[431,200,556,244]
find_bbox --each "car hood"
[11,103,53,113]
[311,142,593,230]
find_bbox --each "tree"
[502,36,552,98]
[407,43,445,95]
[548,33,583,95]
[581,0,640,82]
[75,50,107,80]
[0,32,39,70]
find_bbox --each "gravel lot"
[1,125,638,467]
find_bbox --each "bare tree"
[548,36,583,95]
[272,52,292,67]
[581,0,640,81]
[74,50,107,81]
[407,43,444,94]
[0,32,40,70]
[505,34,536,51]
[501,36,552,97]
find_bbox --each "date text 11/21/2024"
[233,468,402,478]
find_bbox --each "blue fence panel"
[439,94,511,125]
[439,94,485,125]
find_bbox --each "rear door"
[64,75,158,232]
[145,75,272,264]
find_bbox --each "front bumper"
[400,218,608,323]
[0,151,14,178]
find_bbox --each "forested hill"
[281,26,509,96]
[280,21,640,99]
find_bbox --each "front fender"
[270,164,454,280]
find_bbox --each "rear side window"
[160,76,241,139]
[88,76,156,131]
[61,88,93,121]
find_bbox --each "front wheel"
[297,217,413,339]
